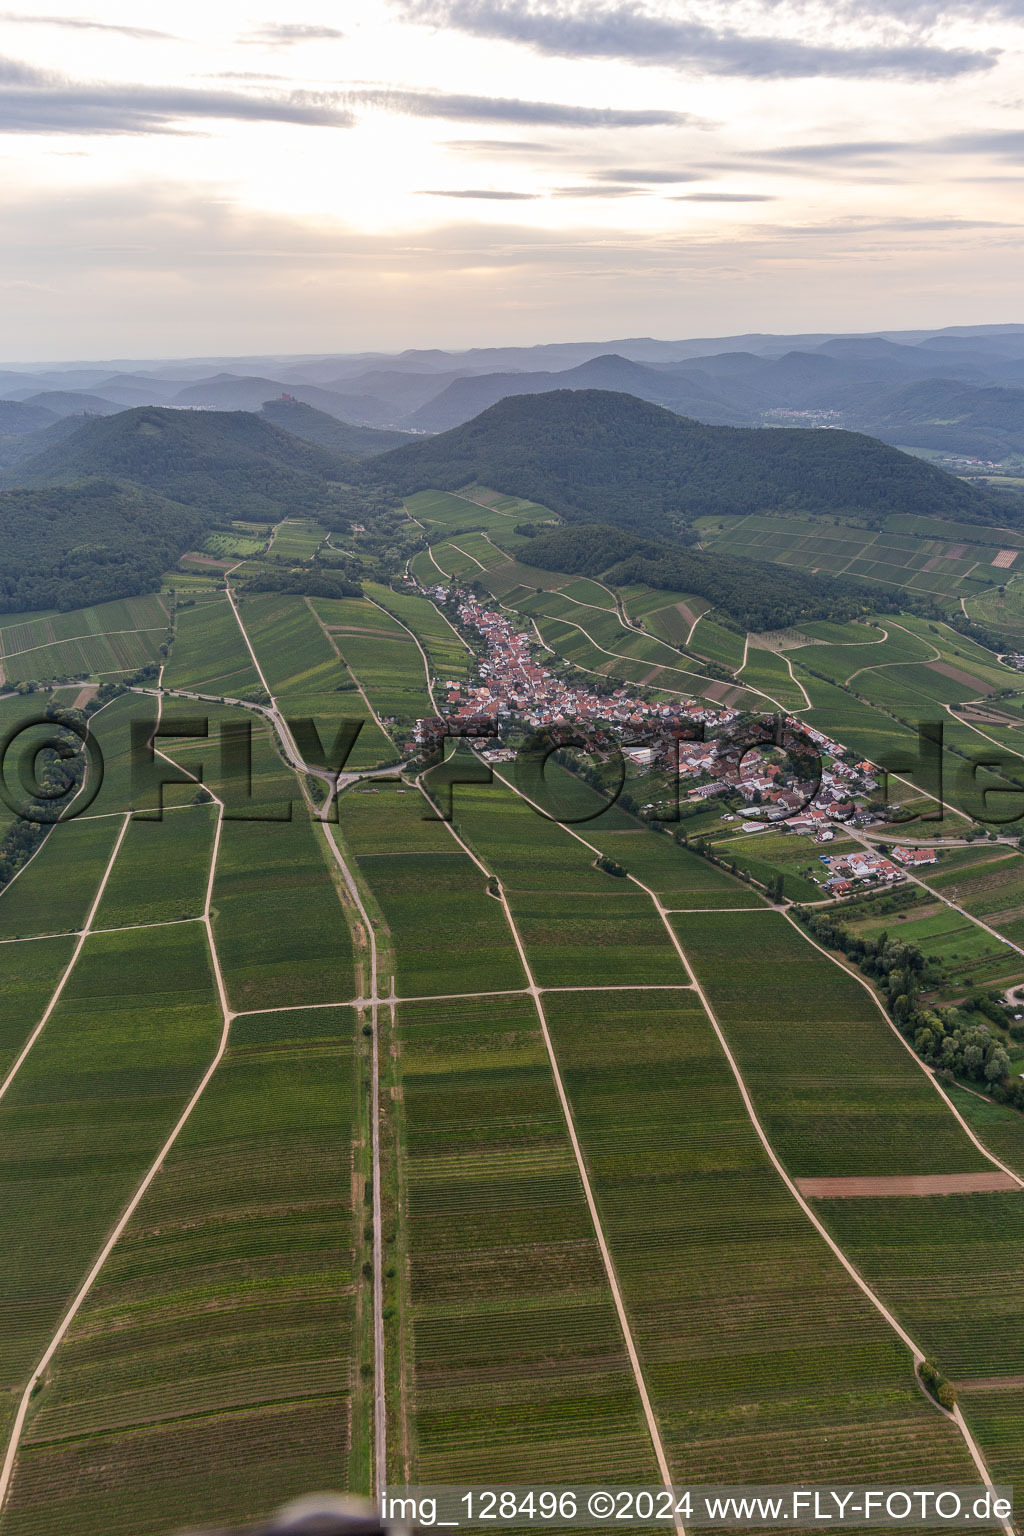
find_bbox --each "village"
[414,584,900,843]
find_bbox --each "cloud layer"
[350,87,692,126]
[0,61,355,132]
[393,0,999,79]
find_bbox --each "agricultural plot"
[542,988,975,1486]
[404,488,542,539]
[821,1194,1024,1386]
[942,1084,1024,1178]
[435,774,631,894]
[624,587,709,635]
[0,922,221,1475]
[0,814,123,940]
[0,935,75,1079]
[582,828,765,908]
[966,577,1024,641]
[200,525,269,559]
[0,595,169,687]
[736,645,808,710]
[420,540,490,581]
[505,887,684,987]
[211,814,356,1013]
[797,623,934,685]
[162,595,263,697]
[332,631,433,723]
[686,615,746,670]
[857,903,1017,997]
[675,910,990,1176]
[269,518,323,561]
[461,484,557,523]
[798,674,928,778]
[929,848,1024,937]
[236,592,395,769]
[532,615,739,708]
[92,803,217,930]
[339,781,525,997]
[361,585,473,683]
[397,993,658,1483]
[707,830,829,902]
[3,1005,361,1536]
[309,595,402,636]
[0,595,168,688]
[83,690,193,819]
[559,578,617,610]
[154,697,296,818]
[705,514,1018,600]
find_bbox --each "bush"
[919,1358,957,1409]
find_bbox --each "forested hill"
[258,398,415,456]
[7,406,354,519]
[363,389,993,533]
[515,523,880,631]
[0,480,205,614]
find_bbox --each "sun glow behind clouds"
[0,0,1022,352]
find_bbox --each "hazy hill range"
[12,389,121,418]
[0,400,59,435]
[840,379,1024,459]
[3,325,1024,455]
[404,353,747,432]
[363,389,994,534]
[0,480,205,613]
[7,406,353,519]
[258,398,414,456]
[390,342,1024,454]
[167,372,390,424]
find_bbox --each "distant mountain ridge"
[4,325,1024,454]
[363,389,995,533]
[403,353,747,432]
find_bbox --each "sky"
[0,0,1022,358]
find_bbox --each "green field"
[542,987,975,1485]
[2,1001,363,1536]
[0,922,222,1481]
[212,815,356,1013]
[703,513,1024,600]
[397,993,657,1481]
[340,782,526,997]
[163,595,263,697]
[236,592,396,769]
[0,596,169,687]
[676,910,991,1175]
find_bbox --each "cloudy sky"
[0,0,1022,357]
